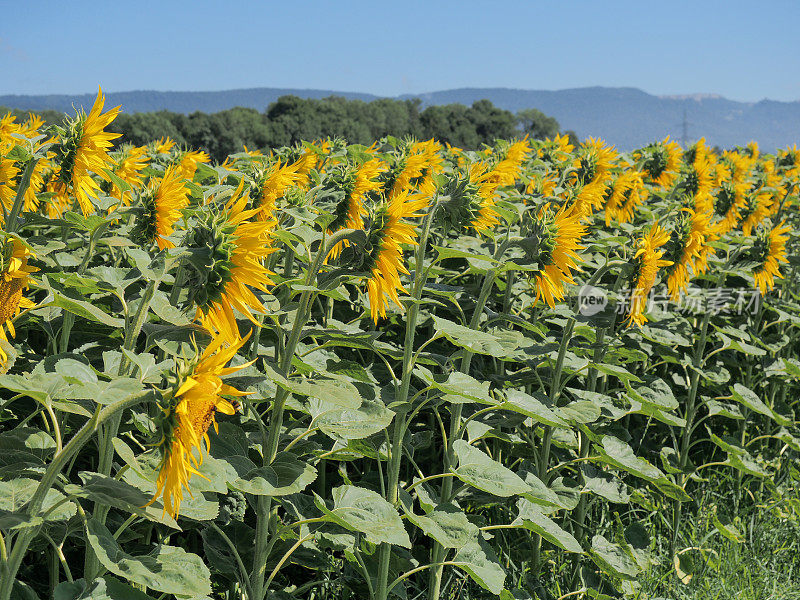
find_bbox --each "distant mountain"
[2,86,799,151]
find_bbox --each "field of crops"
[1,89,800,600]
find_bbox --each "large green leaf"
[451,538,506,594]
[590,534,640,579]
[404,503,480,548]
[453,440,530,497]
[313,399,395,440]
[85,518,212,596]
[54,576,155,600]
[513,498,582,553]
[317,485,411,548]
[230,452,317,496]
[500,389,567,428]
[431,315,505,355]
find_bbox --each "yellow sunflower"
[0,237,37,369]
[132,165,190,250]
[0,157,19,222]
[364,189,428,322]
[712,180,747,236]
[752,221,790,295]
[148,333,250,518]
[487,139,531,187]
[51,88,120,216]
[662,208,711,301]
[626,224,673,327]
[571,138,617,217]
[530,204,586,307]
[175,150,210,182]
[327,158,386,259]
[186,182,275,344]
[153,137,176,155]
[111,144,149,200]
[637,137,682,188]
[603,170,645,226]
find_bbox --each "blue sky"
[2,1,799,101]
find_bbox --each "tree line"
[2,96,575,162]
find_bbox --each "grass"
[637,490,800,599]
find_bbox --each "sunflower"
[713,180,747,235]
[364,189,427,322]
[751,221,790,295]
[51,88,120,216]
[740,183,772,237]
[327,158,386,259]
[175,150,210,182]
[637,137,682,188]
[0,157,19,222]
[251,158,305,231]
[776,145,800,179]
[626,224,673,327]
[130,165,190,250]
[571,138,617,217]
[616,173,648,225]
[676,158,714,214]
[0,237,37,370]
[603,170,644,226]
[538,133,574,163]
[466,162,504,235]
[148,333,250,518]
[662,208,711,301]
[185,182,275,344]
[111,144,149,198]
[153,137,175,155]
[487,139,531,187]
[528,204,586,307]
[384,140,442,199]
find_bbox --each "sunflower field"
[1,89,800,600]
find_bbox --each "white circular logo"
[578,285,608,316]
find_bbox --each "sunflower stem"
[0,391,153,600]
[375,205,437,600]
[251,228,360,600]
[427,236,511,600]
[3,158,38,235]
[84,277,158,580]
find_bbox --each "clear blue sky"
[2,0,799,101]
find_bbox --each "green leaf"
[85,518,212,596]
[230,453,317,496]
[431,315,505,355]
[313,400,395,440]
[590,534,640,579]
[54,576,155,600]
[317,485,411,548]
[513,498,582,553]
[451,538,506,594]
[48,290,124,328]
[731,383,791,426]
[66,472,179,529]
[404,503,480,548]
[500,389,567,428]
[453,440,530,497]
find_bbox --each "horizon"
[1,84,795,107]
[2,1,799,103]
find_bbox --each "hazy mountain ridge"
[2,86,799,150]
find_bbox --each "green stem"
[251,228,358,600]
[671,307,711,554]
[85,278,158,580]
[0,392,152,600]
[428,238,511,600]
[376,208,437,600]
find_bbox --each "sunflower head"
[182,207,239,310]
[149,334,248,517]
[436,170,485,234]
